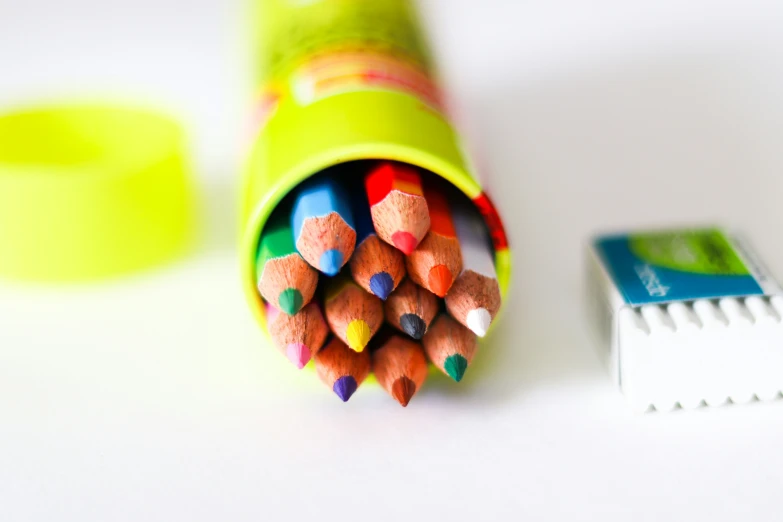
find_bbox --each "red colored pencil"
[365,161,430,255]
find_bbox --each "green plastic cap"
[0,104,195,282]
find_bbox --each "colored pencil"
[256,209,319,315]
[405,182,463,297]
[444,199,502,337]
[291,177,356,276]
[371,332,429,407]
[422,314,478,382]
[349,185,406,300]
[315,337,371,402]
[384,278,439,340]
[324,274,383,352]
[266,301,329,369]
[365,161,430,255]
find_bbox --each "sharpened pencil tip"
[286,343,311,369]
[369,272,394,300]
[333,376,358,402]
[400,313,426,339]
[427,264,453,297]
[466,308,492,337]
[392,231,418,255]
[345,319,371,351]
[319,249,344,276]
[444,354,468,382]
[278,288,303,315]
[391,377,416,407]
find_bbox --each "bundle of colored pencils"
[256,161,501,407]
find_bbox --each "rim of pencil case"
[240,142,512,337]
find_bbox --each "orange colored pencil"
[324,275,384,352]
[365,161,430,255]
[405,182,463,297]
[371,332,428,407]
[384,278,439,340]
[422,314,478,382]
[266,301,329,369]
[315,337,371,402]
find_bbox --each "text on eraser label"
[594,228,764,306]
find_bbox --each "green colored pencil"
[256,209,318,315]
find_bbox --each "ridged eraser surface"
[586,228,783,412]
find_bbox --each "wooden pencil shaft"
[350,234,406,299]
[372,333,428,406]
[349,182,406,298]
[315,337,371,402]
[365,161,430,254]
[445,198,500,335]
[422,314,477,382]
[266,301,329,369]
[384,278,439,338]
[257,210,318,314]
[405,181,462,297]
[324,275,384,351]
[291,177,356,275]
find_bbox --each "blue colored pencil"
[291,177,356,276]
[348,186,406,299]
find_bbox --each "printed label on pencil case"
[258,0,432,83]
[246,88,282,147]
[250,89,281,131]
[289,50,444,112]
[594,228,780,306]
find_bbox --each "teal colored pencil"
[291,177,356,276]
[256,209,318,315]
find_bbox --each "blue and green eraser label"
[594,228,780,306]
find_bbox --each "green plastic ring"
[0,104,195,282]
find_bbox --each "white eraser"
[586,227,783,411]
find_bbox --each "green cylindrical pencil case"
[241,0,511,338]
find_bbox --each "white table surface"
[3,1,783,520]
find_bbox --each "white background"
[3,1,783,520]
